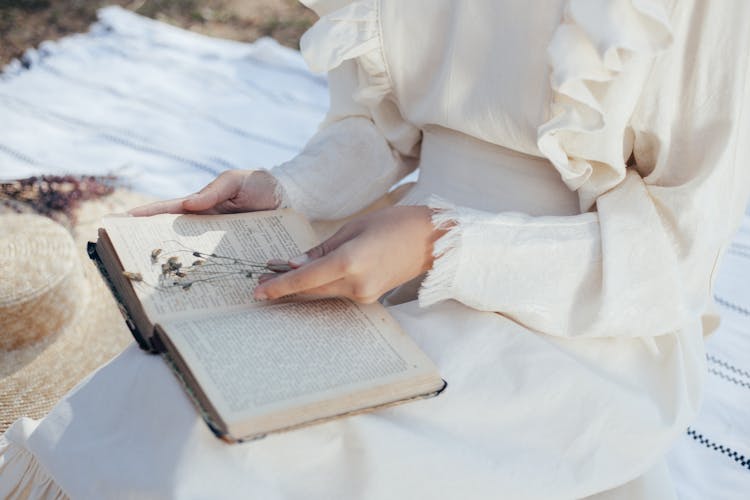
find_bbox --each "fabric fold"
[537,0,673,211]
[0,420,68,500]
[271,116,407,220]
[299,0,393,113]
[272,0,420,221]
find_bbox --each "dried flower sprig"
[122,240,290,292]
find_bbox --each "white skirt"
[1,295,696,499]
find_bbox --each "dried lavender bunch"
[0,174,116,225]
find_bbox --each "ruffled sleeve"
[420,0,750,339]
[537,0,673,212]
[272,0,421,221]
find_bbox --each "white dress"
[2,1,750,498]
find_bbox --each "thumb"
[182,171,241,212]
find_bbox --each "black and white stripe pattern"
[707,367,750,391]
[686,428,750,472]
[714,295,750,318]
[707,354,750,381]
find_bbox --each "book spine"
[155,334,229,441]
[87,241,156,353]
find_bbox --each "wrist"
[414,205,450,273]
[251,169,287,210]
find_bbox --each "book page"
[102,210,318,321]
[161,298,441,424]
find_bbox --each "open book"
[89,209,445,442]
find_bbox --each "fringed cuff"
[418,196,464,308]
[267,168,294,210]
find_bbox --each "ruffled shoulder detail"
[537,0,674,211]
[299,0,391,108]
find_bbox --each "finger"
[288,224,360,268]
[254,251,350,300]
[257,273,278,285]
[182,171,242,212]
[265,259,292,273]
[266,258,288,267]
[293,278,353,299]
[128,198,189,216]
[293,278,380,304]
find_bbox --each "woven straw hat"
[0,189,153,431]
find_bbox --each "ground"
[0,0,317,66]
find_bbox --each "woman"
[2,0,750,498]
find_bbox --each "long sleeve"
[272,1,420,220]
[419,1,750,339]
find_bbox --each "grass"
[0,0,316,66]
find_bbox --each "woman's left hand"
[254,206,445,303]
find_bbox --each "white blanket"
[0,6,327,197]
[1,7,748,499]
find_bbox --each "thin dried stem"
[122,243,289,292]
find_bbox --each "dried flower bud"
[151,248,162,263]
[192,259,205,266]
[167,256,182,271]
[122,271,143,282]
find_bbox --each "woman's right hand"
[128,169,281,216]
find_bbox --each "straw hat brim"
[0,189,155,431]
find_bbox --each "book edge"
[228,379,448,443]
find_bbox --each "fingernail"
[266,259,291,273]
[267,263,291,273]
[254,289,268,301]
[289,254,309,267]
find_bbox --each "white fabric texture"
[0,420,66,500]
[271,115,414,219]
[1,3,750,500]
